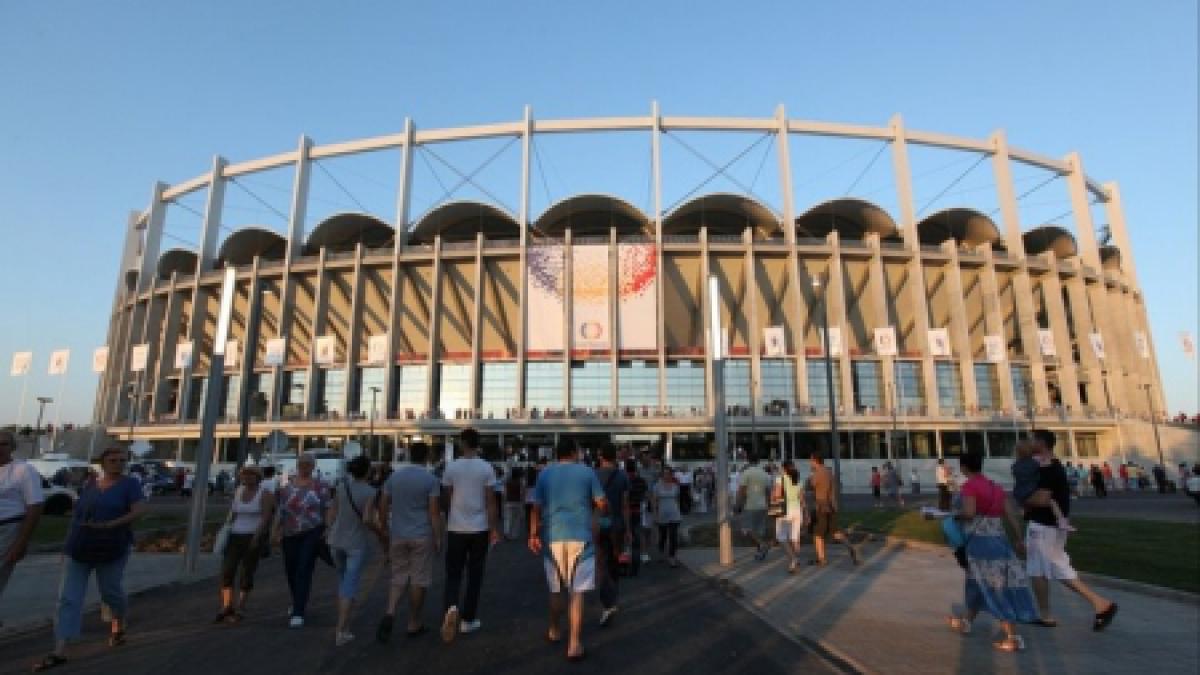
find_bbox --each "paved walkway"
[679,540,1199,674]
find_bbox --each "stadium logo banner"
[763,326,786,357]
[314,335,337,365]
[367,334,389,365]
[1037,329,1057,357]
[823,327,844,357]
[48,349,70,375]
[1133,331,1149,359]
[10,352,32,376]
[572,244,610,351]
[265,338,286,367]
[984,335,1006,363]
[1089,332,1106,360]
[225,340,239,369]
[618,243,657,351]
[874,327,898,357]
[92,347,109,374]
[527,245,565,352]
[928,328,951,357]
[175,341,194,370]
[130,344,150,372]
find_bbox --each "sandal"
[1093,603,1118,632]
[993,635,1025,652]
[108,630,127,647]
[32,654,67,672]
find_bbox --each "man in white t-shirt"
[1,430,44,619]
[440,428,501,643]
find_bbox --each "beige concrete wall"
[357,266,391,362]
[396,263,433,357]
[1114,420,1200,468]
[437,260,475,358]
[663,254,702,352]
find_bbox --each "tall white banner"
[572,244,610,351]
[92,347,109,374]
[265,338,286,367]
[1037,329,1057,357]
[1089,332,1106,360]
[527,245,565,352]
[928,328,951,357]
[618,243,658,351]
[1133,331,1149,359]
[225,340,240,369]
[174,341,194,369]
[314,335,337,365]
[874,326,898,357]
[48,349,70,375]
[984,335,1006,363]
[368,334,389,365]
[130,344,150,372]
[763,326,786,357]
[822,326,844,357]
[10,352,31,376]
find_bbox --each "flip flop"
[1093,603,1118,631]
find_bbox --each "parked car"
[40,477,78,516]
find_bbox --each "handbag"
[69,480,130,564]
[767,476,789,517]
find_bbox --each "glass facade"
[525,361,564,411]
[974,363,1000,411]
[571,361,612,409]
[438,363,473,417]
[852,360,883,412]
[760,360,795,409]
[618,360,658,408]
[222,374,241,420]
[357,367,387,417]
[935,362,963,413]
[282,370,307,418]
[1011,364,1032,410]
[723,360,752,409]
[894,361,924,412]
[851,431,886,459]
[247,373,272,420]
[987,430,1019,458]
[807,360,840,411]
[1075,432,1099,458]
[317,368,346,417]
[395,364,427,416]
[664,360,705,413]
[480,362,518,418]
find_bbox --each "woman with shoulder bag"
[214,465,275,624]
[272,454,332,629]
[772,460,806,574]
[326,456,382,646]
[34,447,147,672]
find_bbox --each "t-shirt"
[534,462,604,544]
[1011,456,1041,505]
[738,465,770,511]
[961,475,1005,517]
[0,460,44,520]
[653,482,681,524]
[67,476,144,550]
[594,466,630,532]
[1027,460,1070,527]
[442,457,497,533]
[278,480,331,536]
[777,474,802,514]
[385,465,440,539]
[327,478,377,551]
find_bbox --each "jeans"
[503,502,524,539]
[444,531,489,622]
[55,550,131,641]
[333,546,370,601]
[595,529,622,609]
[658,523,680,558]
[281,527,322,618]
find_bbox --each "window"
[974,363,1000,411]
[247,373,273,420]
[480,362,517,418]
[1075,433,1099,458]
[618,360,659,407]
[724,360,752,408]
[395,364,427,415]
[357,367,387,416]
[760,360,795,409]
[893,361,924,412]
[525,361,564,411]
[222,374,241,420]
[438,363,472,417]
[852,361,883,412]
[935,362,963,413]
[987,431,1018,458]
[1011,364,1032,410]
[807,360,840,411]
[851,431,886,459]
[283,370,307,418]
[571,361,612,409]
[317,369,346,416]
[664,360,705,413]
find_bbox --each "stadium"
[92,106,1185,484]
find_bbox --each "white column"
[980,247,1016,411]
[271,135,313,420]
[1037,258,1083,412]
[701,227,716,414]
[562,229,573,411]
[866,234,895,413]
[385,119,415,416]
[776,105,807,408]
[943,243,979,412]
[516,106,532,411]
[197,156,228,272]
[469,233,485,415]
[343,243,365,415]
[652,101,667,410]
[424,236,444,417]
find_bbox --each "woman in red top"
[869,467,882,508]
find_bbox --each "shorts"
[1025,522,1077,580]
[542,540,595,593]
[389,537,435,589]
[775,514,805,543]
[740,509,767,537]
[810,508,836,538]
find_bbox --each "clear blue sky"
[1,1,1195,425]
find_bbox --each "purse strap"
[342,478,366,522]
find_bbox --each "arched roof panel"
[408,201,521,244]
[534,193,650,236]
[156,248,198,281]
[217,226,287,266]
[663,192,781,238]
[304,212,395,253]
[1022,225,1078,259]
[916,208,1002,247]
[794,198,899,240]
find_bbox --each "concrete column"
[135,182,168,294]
[826,232,853,413]
[235,258,264,426]
[516,107,532,411]
[746,228,761,417]
[385,118,415,416]
[100,213,144,423]
[652,101,667,410]
[424,236,444,416]
[562,229,573,411]
[1064,153,1102,270]
[943,243,979,413]
[1062,259,1104,410]
[150,274,184,417]
[1036,258,1083,412]
[1101,182,1140,287]
[469,233,485,415]
[980,247,1017,411]
[866,234,895,413]
[196,156,228,272]
[305,248,330,416]
[343,244,365,415]
[701,227,716,414]
[609,227,619,409]
[271,135,313,420]
[776,105,808,408]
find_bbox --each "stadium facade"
[94,107,1170,478]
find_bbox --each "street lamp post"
[369,386,381,461]
[812,277,842,498]
[35,396,53,455]
[1142,384,1164,469]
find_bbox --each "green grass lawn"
[689,510,1200,594]
[32,509,227,548]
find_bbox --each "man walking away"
[1021,429,1118,631]
[529,438,606,662]
[377,442,442,642]
[593,443,630,627]
[936,458,952,511]
[1,430,44,627]
[735,452,772,561]
[440,428,501,643]
[624,460,649,573]
[806,452,860,566]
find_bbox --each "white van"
[274,450,346,487]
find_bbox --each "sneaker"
[459,619,482,634]
[599,607,618,628]
[441,606,459,643]
[289,616,305,629]
[335,631,355,647]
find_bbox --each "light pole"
[709,275,732,567]
[1142,383,1164,469]
[369,386,381,461]
[35,397,53,454]
[812,277,842,498]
